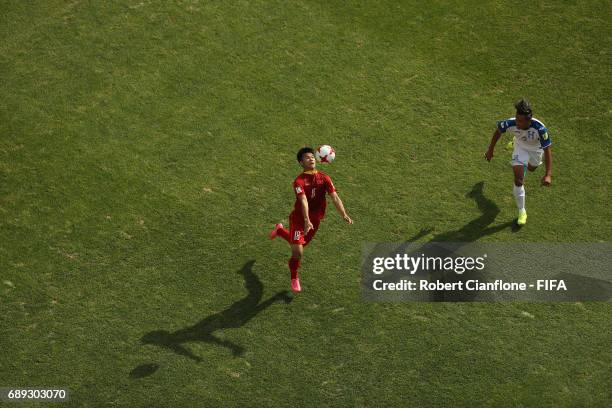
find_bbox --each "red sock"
[288,257,301,280]
[277,227,290,242]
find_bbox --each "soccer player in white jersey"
[485,99,552,225]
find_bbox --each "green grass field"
[1,1,611,406]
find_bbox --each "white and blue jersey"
[497,117,551,152]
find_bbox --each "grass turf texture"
[1,0,611,406]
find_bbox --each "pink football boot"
[291,277,301,293]
[269,223,284,240]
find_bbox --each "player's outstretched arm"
[485,128,502,161]
[330,192,353,224]
[541,147,552,186]
[299,195,314,234]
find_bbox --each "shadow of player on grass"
[139,260,292,364]
[433,181,519,242]
[408,181,519,301]
[393,181,517,254]
[363,182,518,301]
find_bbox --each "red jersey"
[292,170,336,219]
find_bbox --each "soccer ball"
[315,145,335,163]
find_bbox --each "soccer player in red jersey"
[269,147,353,293]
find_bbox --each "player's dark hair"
[515,98,533,118]
[296,147,315,162]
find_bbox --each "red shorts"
[289,211,322,246]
